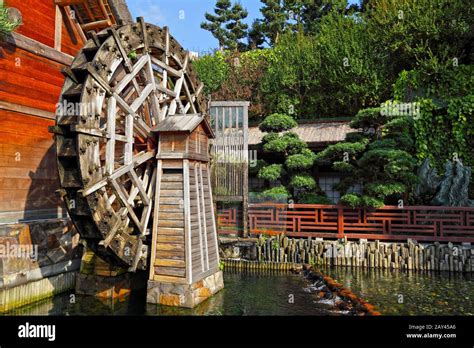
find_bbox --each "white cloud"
[132,0,166,25]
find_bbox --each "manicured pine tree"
[201,0,249,51]
[315,107,418,208]
[257,113,328,203]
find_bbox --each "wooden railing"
[217,206,241,235]
[217,204,474,242]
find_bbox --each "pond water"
[5,271,333,316]
[320,266,474,315]
[5,268,474,316]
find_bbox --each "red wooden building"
[0,0,133,312]
[0,0,132,224]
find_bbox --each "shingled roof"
[248,121,353,146]
[153,115,215,138]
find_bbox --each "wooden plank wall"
[0,0,86,223]
[0,110,63,223]
[189,161,218,281]
[6,0,84,55]
[188,124,208,158]
[153,166,187,282]
[0,42,65,113]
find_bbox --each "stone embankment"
[220,235,474,272]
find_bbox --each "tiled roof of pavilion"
[248,120,353,146]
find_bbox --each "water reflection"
[4,272,330,316]
[4,268,472,316]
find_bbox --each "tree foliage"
[195,49,272,119]
[316,107,418,208]
[201,0,249,51]
[0,5,21,36]
[257,113,325,202]
[193,51,229,95]
[259,113,297,132]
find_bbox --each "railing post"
[337,205,344,239]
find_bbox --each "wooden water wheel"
[51,19,207,271]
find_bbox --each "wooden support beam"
[199,164,210,271]
[0,101,56,120]
[54,5,63,51]
[108,27,133,73]
[62,5,88,43]
[137,17,149,53]
[150,56,182,78]
[105,96,117,175]
[207,163,220,264]
[54,0,85,5]
[194,163,205,273]
[3,33,73,65]
[81,19,111,31]
[149,160,162,280]
[183,159,192,283]
[81,151,155,197]
[98,0,112,23]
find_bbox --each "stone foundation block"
[147,270,224,308]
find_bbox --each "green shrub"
[315,140,368,164]
[262,135,288,153]
[360,196,385,209]
[249,159,267,175]
[284,135,308,155]
[298,193,332,204]
[365,182,406,199]
[259,113,297,133]
[340,194,384,209]
[340,193,360,209]
[349,107,386,131]
[259,185,290,201]
[285,149,316,171]
[258,164,285,182]
[194,51,229,95]
[257,112,328,203]
[262,132,307,155]
[289,174,316,191]
[332,161,354,172]
[261,132,279,144]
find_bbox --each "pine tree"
[201,0,232,50]
[259,0,287,45]
[225,2,249,51]
[201,0,249,51]
[247,20,265,49]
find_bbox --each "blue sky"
[128,0,359,54]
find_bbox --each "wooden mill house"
[0,0,133,312]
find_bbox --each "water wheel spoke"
[110,178,143,231]
[81,150,155,197]
[113,55,149,94]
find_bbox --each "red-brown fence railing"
[217,204,474,243]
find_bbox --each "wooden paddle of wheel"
[51,18,207,271]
